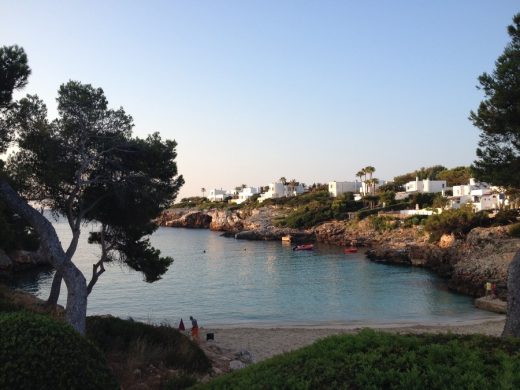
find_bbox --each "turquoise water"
[13,220,500,327]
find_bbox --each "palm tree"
[201,187,206,198]
[364,166,376,181]
[279,177,287,185]
[288,179,298,194]
[365,178,373,196]
[372,178,380,195]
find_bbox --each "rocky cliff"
[159,206,315,242]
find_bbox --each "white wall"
[405,178,446,193]
[328,181,361,197]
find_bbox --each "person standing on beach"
[190,316,199,340]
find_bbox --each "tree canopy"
[471,13,520,188]
[0,45,184,333]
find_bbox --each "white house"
[450,178,506,211]
[235,187,260,204]
[328,181,362,197]
[405,177,447,193]
[258,182,305,202]
[207,188,228,202]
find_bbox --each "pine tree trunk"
[503,250,520,337]
[62,262,87,333]
[0,180,87,334]
[47,271,63,305]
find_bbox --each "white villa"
[207,188,228,202]
[450,178,506,211]
[258,182,305,203]
[234,187,260,204]
[328,181,362,197]
[405,178,447,193]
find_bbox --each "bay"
[12,217,500,327]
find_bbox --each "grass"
[196,329,520,389]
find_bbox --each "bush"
[196,330,520,389]
[369,216,397,232]
[424,207,491,242]
[509,222,520,238]
[402,215,428,228]
[275,201,333,229]
[86,316,211,373]
[494,209,519,226]
[0,311,118,390]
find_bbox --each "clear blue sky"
[1,1,518,199]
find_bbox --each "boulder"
[235,349,255,364]
[229,360,246,371]
[474,297,507,314]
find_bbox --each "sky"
[1,1,519,200]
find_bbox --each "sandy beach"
[198,317,506,371]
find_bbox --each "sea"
[11,216,502,327]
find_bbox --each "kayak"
[344,247,358,254]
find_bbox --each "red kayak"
[344,247,358,254]
[293,244,314,251]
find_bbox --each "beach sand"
[198,317,506,372]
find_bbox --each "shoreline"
[201,315,506,330]
[199,317,507,368]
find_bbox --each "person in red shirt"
[190,316,199,341]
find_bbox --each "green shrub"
[0,311,118,390]
[402,215,428,228]
[369,216,397,232]
[424,207,491,242]
[509,222,520,238]
[86,316,210,373]
[494,209,519,226]
[196,330,520,389]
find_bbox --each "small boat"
[344,247,358,254]
[281,235,292,242]
[293,244,314,251]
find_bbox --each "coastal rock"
[164,211,212,228]
[235,349,255,364]
[208,209,246,232]
[229,360,246,371]
[474,297,507,314]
